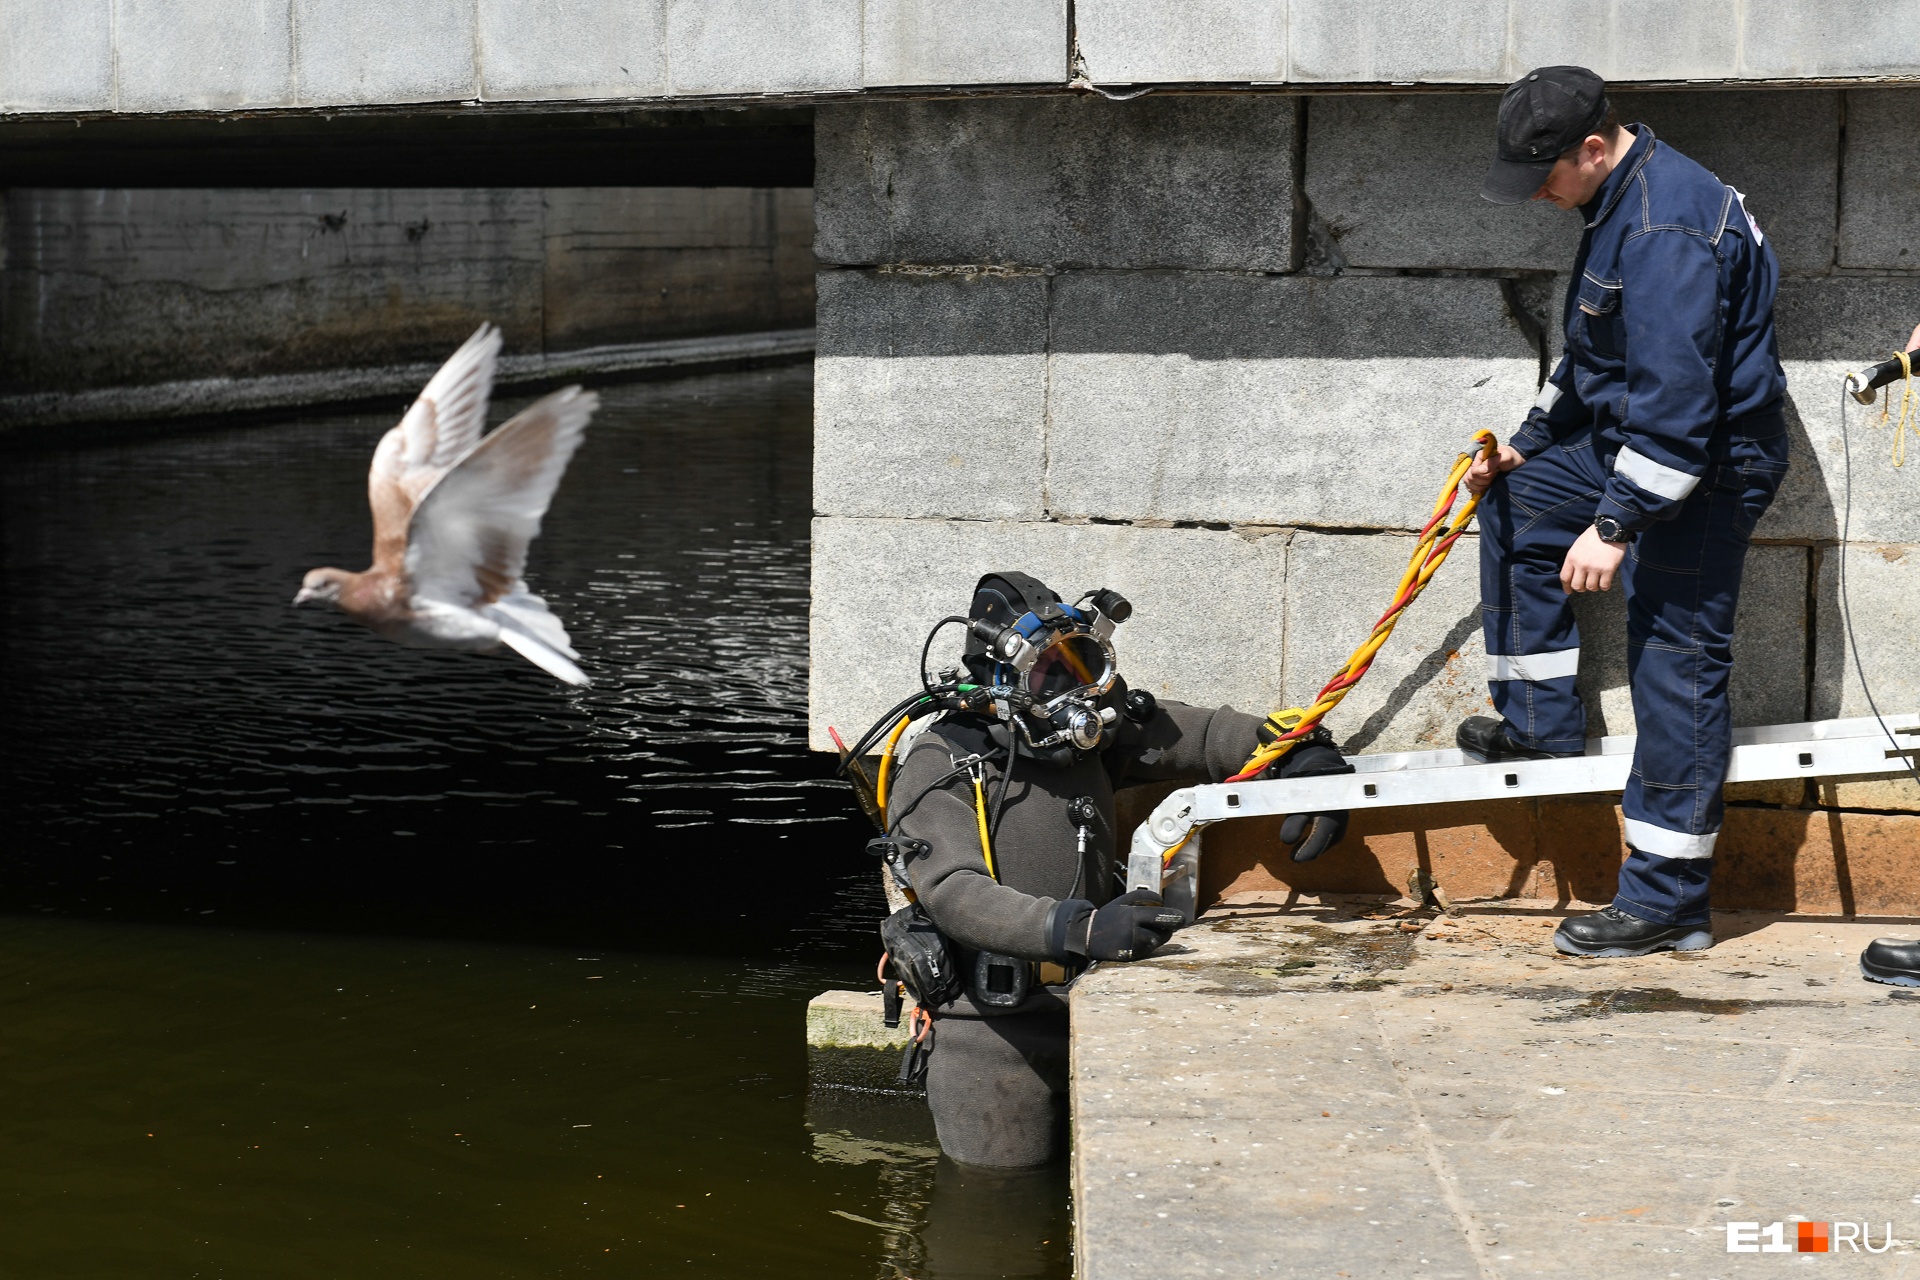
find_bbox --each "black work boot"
[1456,715,1579,763]
[1553,905,1713,957]
[1860,937,1920,987]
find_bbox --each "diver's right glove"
[1256,725,1355,863]
[1049,889,1185,963]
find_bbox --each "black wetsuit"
[889,695,1264,1167]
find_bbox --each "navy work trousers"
[1477,413,1789,925]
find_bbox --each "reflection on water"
[0,366,1070,1278]
[809,1091,1073,1280]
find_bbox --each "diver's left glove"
[1256,725,1354,863]
[1048,890,1184,963]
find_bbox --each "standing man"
[1459,67,1790,957]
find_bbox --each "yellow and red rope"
[1225,430,1499,785]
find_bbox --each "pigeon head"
[293,568,349,608]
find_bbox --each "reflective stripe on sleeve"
[1487,648,1580,682]
[1533,381,1563,414]
[1614,445,1700,501]
[1623,819,1719,860]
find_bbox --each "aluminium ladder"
[1126,713,1920,921]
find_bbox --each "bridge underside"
[0,106,812,187]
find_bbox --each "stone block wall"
[0,186,813,392]
[810,87,1920,904]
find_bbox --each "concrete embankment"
[0,328,814,431]
[1070,893,1920,1279]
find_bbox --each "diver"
[844,571,1353,1168]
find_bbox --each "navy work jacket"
[1509,125,1787,533]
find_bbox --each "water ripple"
[1,365,870,946]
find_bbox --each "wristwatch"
[1593,514,1636,545]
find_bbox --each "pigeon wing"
[402,386,597,610]
[368,324,502,570]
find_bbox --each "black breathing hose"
[920,615,973,693]
[835,689,934,777]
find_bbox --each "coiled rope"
[1227,430,1499,784]
[1873,349,1917,467]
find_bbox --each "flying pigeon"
[294,324,597,686]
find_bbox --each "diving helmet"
[961,571,1131,755]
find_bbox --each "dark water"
[0,366,1070,1278]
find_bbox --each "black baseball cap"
[1481,66,1610,204]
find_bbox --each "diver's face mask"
[965,582,1131,754]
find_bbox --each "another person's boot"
[1456,716,1580,763]
[1553,905,1712,957]
[1860,937,1920,987]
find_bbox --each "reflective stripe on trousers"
[1476,419,1789,925]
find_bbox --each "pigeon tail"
[486,590,587,685]
[497,626,590,687]
[485,589,579,659]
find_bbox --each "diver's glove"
[1048,890,1184,963]
[1256,725,1355,864]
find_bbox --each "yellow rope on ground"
[1877,350,1917,467]
[1225,430,1500,787]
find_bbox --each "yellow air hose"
[874,713,913,823]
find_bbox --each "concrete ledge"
[0,328,815,431]
[8,7,1920,115]
[806,988,918,1095]
[1071,900,1920,1279]
[666,0,862,97]
[862,0,1067,88]
[477,0,669,102]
